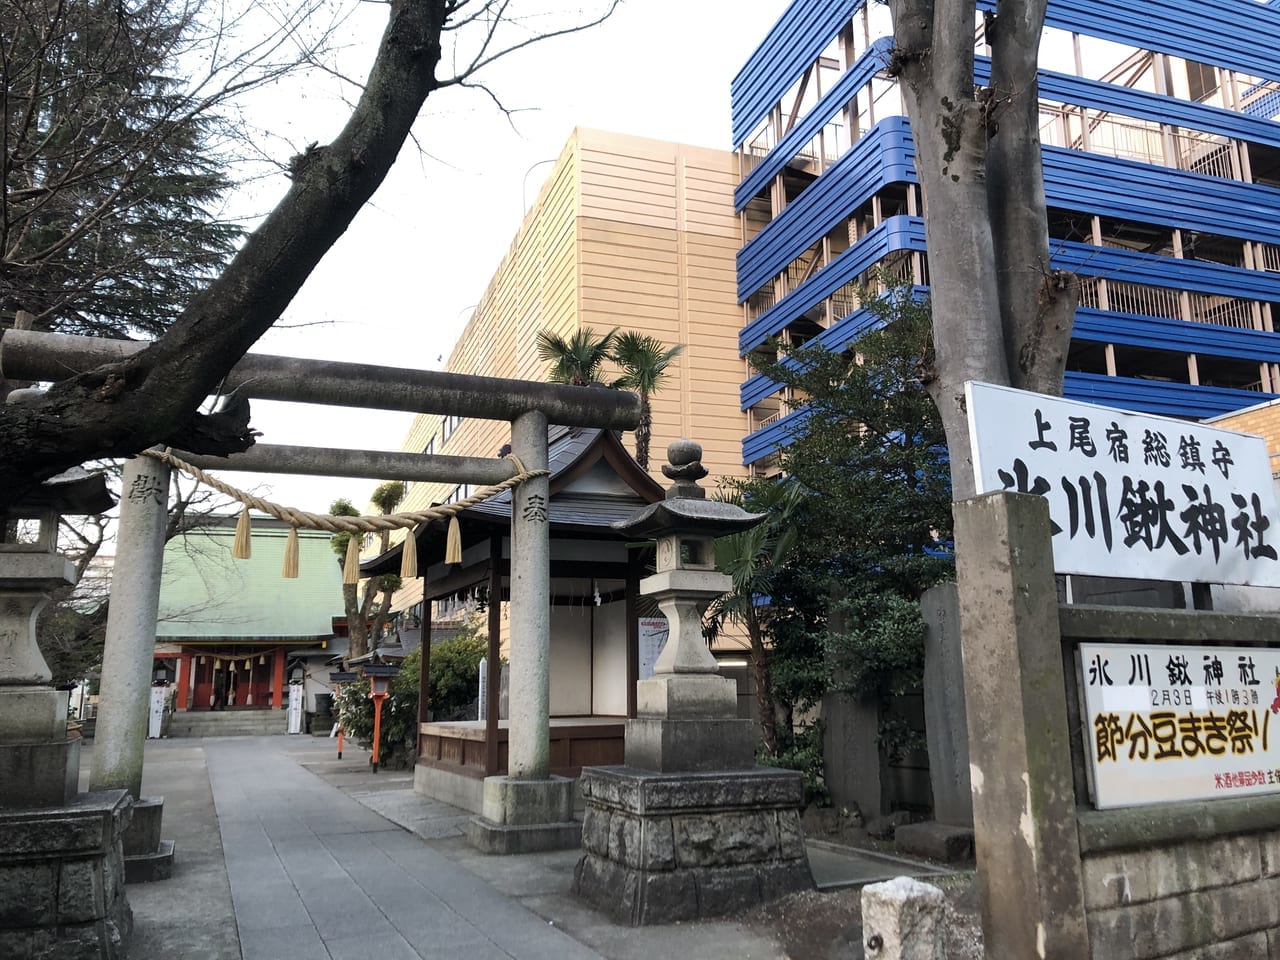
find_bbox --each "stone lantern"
[0,469,134,959]
[0,468,113,806]
[573,440,812,925]
[614,438,762,771]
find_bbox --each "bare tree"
[39,463,236,686]
[886,0,1079,499]
[0,0,620,509]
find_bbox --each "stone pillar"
[895,583,975,863]
[90,454,170,799]
[954,492,1087,959]
[861,877,945,960]
[507,410,550,779]
[466,411,578,855]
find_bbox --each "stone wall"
[1078,800,1280,958]
[0,790,132,960]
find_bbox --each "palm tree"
[611,332,684,469]
[534,327,620,386]
[707,479,805,757]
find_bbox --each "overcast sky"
[216,0,791,514]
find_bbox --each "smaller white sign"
[1079,642,1280,808]
[967,382,1280,586]
[147,686,166,739]
[287,683,304,734]
[638,617,669,680]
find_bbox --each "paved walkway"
[103,735,948,959]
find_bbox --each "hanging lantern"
[198,656,206,665]
[214,658,222,669]
[259,654,266,666]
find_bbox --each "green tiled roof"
[156,520,344,639]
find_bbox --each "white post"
[507,411,549,779]
[89,453,170,798]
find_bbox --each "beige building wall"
[1210,399,1280,478]
[399,128,748,517]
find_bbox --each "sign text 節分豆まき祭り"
[1079,641,1280,808]
[966,382,1280,586]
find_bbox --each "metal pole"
[506,412,550,779]
[89,453,170,798]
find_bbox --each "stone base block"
[466,776,581,855]
[124,840,175,884]
[0,790,132,959]
[0,737,80,808]
[122,797,164,856]
[624,718,756,773]
[573,765,812,925]
[635,673,738,719]
[894,821,974,863]
[0,688,66,743]
[481,775,573,826]
[464,817,582,855]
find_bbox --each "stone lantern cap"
[2,467,114,557]
[611,439,765,541]
[9,467,114,517]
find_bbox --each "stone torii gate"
[2,329,641,851]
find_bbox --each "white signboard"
[638,617,669,680]
[967,382,1280,586]
[287,683,304,734]
[147,686,166,739]
[1079,642,1280,808]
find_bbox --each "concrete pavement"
[100,736,792,959]
[88,735,948,959]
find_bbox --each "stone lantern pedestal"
[0,471,133,959]
[573,442,811,925]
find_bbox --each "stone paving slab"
[204,737,606,960]
[92,735,952,959]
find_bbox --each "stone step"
[166,710,287,738]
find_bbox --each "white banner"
[287,683,304,734]
[967,382,1280,586]
[147,686,166,739]
[1079,642,1280,808]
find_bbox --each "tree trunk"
[634,392,653,469]
[747,609,779,756]
[344,582,368,661]
[888,0,1076,500]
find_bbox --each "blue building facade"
[733,0,1280,469]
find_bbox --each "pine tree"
[2,0,241,339]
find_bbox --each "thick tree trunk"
[0,0,450,508]
[344,582,369,661]
[888,0,1076,500]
